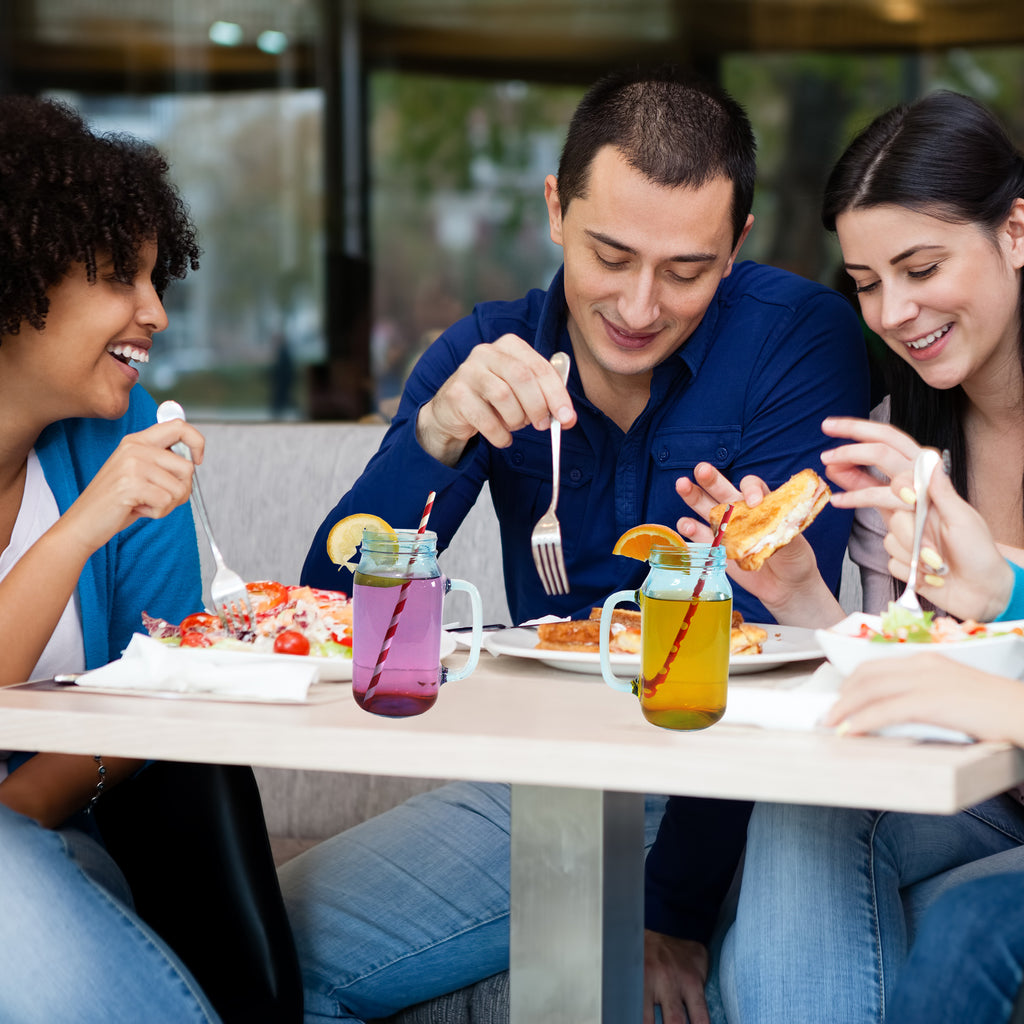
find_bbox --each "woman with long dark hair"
[663,91,1024,1023]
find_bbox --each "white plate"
[145,631,458,684]
[484,625,822,678]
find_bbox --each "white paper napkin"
[75,633,318,702]
[722,661,973,743]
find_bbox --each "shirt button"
[512,451,524,466]
[658,448,669,463]
[715,446,729,463]
[569,468,582,483]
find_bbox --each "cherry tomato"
[178,612,221,636]
[181,630,213,648]
[273,630,311,656]
[247,581,290,615]
[336,635,353,648]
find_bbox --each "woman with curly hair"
[0,95,221,1021]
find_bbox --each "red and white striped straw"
[363,491,436,703]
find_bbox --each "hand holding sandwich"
[675,463,845,628]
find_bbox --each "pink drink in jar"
[351,528,483,718]
[353,573,443,716]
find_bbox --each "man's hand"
[644,930,709,1024]
[415,334,575,466]
[675,463,842,628]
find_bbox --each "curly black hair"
[0,95,201,337]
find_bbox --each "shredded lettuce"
[875,603,936,643]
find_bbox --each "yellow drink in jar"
[638,593,731,730]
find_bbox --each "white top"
[0,450,85,780]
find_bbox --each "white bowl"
[815,613,1024,679]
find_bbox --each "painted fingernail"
[924,574,946,588]
[920,547,944,570]
[941,449,951,475]
[898,487,917,506]
[835,720,852,736]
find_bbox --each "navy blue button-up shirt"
[303,261,869,625]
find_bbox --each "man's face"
[546,146,751,387]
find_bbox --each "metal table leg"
[510,785,645,1023]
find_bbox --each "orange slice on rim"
[612,523,688,561]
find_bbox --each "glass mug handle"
[442,578,483,683]
[599,589,640,692]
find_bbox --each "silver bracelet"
[87,755,107,813]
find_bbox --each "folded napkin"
[722,661,972,744]
[75,634,318,702]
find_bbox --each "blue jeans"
[887,871,1024,1024]
[0,802,220,1023]
[710,796,1024,1024]
[278,781,668,1023]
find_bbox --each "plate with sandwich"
[485,609,822,677]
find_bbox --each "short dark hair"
[555,65,756,247]
[0,95,200,337]
[822,90,1024,520]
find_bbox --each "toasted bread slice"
[710,469,830,571]
[536,608,641,653]
[730,621,768,655]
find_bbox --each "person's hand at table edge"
[824,653,1024,746]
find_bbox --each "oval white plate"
[157,631,458,683]
[484,625,822,678]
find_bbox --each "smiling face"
[0,240,167,426]
[546,146,751,400]
[836,202,1024,393]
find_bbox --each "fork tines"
[217,598,253,636]
[532,530,569,596]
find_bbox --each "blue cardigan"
[35,386,202,670]
[998,561,1024,623]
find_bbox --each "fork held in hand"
[156,401,254,637]
[531,351,571,596]
[897,449,943,614]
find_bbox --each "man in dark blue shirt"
[290,66,869,1024]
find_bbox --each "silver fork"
[531,351,571,596]
[156,401,254,636]
[897,448,943,613]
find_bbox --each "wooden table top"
[2,650,1021,814]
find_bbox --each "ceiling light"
[209,21,243,47]
[257,30,289,55]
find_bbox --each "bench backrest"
[192,422,511,625]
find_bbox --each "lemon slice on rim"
[326,513,397,571]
